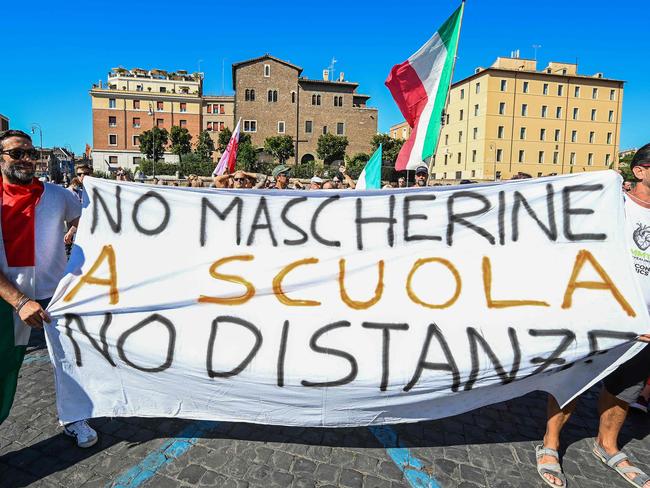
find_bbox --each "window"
[109,156,118,165]
[592,88,598,99]
[245,89,256,101]
[591,109,597,121]
[459,109,464,121]
[133,135,140,146]
[322,126,328,135]
[573,107,579,119]
[445,134,449,145]
[500,79,507,91]
[571,130,577,142]
[180,102,187,113]
[219,104,225,114]
[496,170,502,180]
[157,101,164,111]
[156,118,164,128]
[136,85,143,92]
[553,152,559,164]
[610,89,616,101]
[311,94,321,106]
[206,121,213,131]
[541,105,548,118]
[606,154,611,165]
[132,117,140,128]
[475,82,481,94]
[291,91,296,103]
[557,85,564,96]
[562,69,567,75]
[496,149,503,162]
[133,100,140,109]
[523,81,529,93]
[217,122,225,131]
[207,104,212,113]
[268,90,278,102]
[160,87,166,93]
[556,106,562,118]
[589,131,595,143]
[264,64,270,77]
[471,170,476,177]
[588,153,594,165]
[455,171,462,179]
[245,89,250,101]
[337,122,345,135]
[133,157,141,165]
[109,98,116,108]
[497,126,504,138]
[520,127,527,140]
[538,151,544,164]
[540,128,546,141]
[472,150,477,162]
[608,110,614,122]
[570,152,576,165]
[518,150,525,163]
[458,131,463,143]
[243,120,257,132]
[473,127,478,140]
[499,102,506,115]
[457,153,461,165]
[460,89,465,100]
[444,154,448,165]
[474,104,479,116]
[180,120,187,128]
[543,83,549,95]
[607,132,612,144]
[521,104,528,116]
[278,121,285,134]
[109,134,117,145]
[574,86,580,97]
[554,129,561,142]
[334,96,343,107]
[108,116,117,127]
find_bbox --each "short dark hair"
[0,130,32,148]
[630,144,650,169]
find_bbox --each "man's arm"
[64,217,80,245]
[0,271,50,329]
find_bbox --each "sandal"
[535,445,567,487]
[592,441,650,487]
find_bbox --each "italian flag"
[213,118,241,176]
[0,187,37,425]
[385,3,464,171]
[356,145,383,190]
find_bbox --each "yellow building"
[389,120,412,141]
[431,57,624,181]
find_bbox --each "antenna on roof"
[532,44,542,61]
[328,57,337,81]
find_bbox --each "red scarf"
[0,176,44,267]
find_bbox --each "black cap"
[415,165,429,174]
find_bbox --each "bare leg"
[595,388,650,487]
[540,395,577,486]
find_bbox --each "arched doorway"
[301,153,315,165]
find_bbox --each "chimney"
[322,69,329,81]
[339,72,344,82]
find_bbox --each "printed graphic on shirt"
[633,223,650,251]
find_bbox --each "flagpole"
[427,0,466,177]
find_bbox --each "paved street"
[2,330,650,488]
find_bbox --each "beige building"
[431,57,624,181]
[90,67,204,169]
[389,120,412,141]
[202,95,235,158]
[233,55,377,164]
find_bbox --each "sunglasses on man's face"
[77,172,90,177]
[1,148,39,161]
[234,177,246,182]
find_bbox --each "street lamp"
[30,123,43,175]
[148,103,156,178]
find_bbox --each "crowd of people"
[3,127,650,488]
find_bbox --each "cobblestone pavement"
[2,331,650,488]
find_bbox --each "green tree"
[371,133,405,165]
[194,130,215,162]
[236,141,258,172]
[620,152,635,181]
[218,127,251,152]
[169,126,192,162]
[317,133,349,164]
[345,153,370,179]
[139,127,169,161]
[264,135,295,164]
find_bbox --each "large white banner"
[46,171,649,426]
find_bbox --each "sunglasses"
[77,172,90,176]
[233,177,246,182]
[1,148,39,160]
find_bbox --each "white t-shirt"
[34,183,81,298]
[625,194,650,313]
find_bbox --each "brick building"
[232,55,378,164]
[0,113,8,131]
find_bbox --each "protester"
[68,177,83,202]
[397,176,407,188]
[0,130,98,447]
[414,165,428,187]
[271,165,290,189]
[536,143,650,488]
[624,181,633,193]
[339,166,356,189]
[309,176,323,190]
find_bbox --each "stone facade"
[233,55,377,164]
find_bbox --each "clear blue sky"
[2,0,648,154]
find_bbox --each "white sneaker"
[63,420,98,448]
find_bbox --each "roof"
[232,54,303,89]
[298,78,359,88]
[202,94,235,101]
[452,66,625,89]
